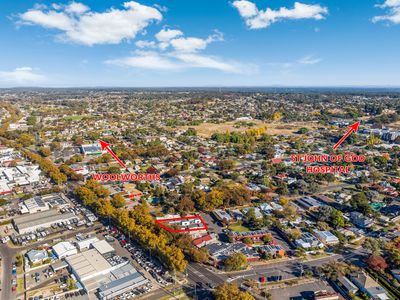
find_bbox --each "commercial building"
[53,242,78,259]
[192,234,217,248]
[230,229,272,242]
[91,240,115,256]
[41,193,68,208]
[66,247,148,297]
[0,179,12,195]
[19,197,49,214]
[98,271,148,300]
[205,242,259,263]
[76,236,99,251]
[66,249,116,283]
[0,165,41,186]
[19,193,68,214]
[13,209,78,234]
[259,244,286,257]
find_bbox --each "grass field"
[229,224,250,232]
[181,120,319,137]
[63,115,92,121]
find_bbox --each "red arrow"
[98,140,126,168]
[333,121,360,150]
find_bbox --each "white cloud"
[135,40,157,48]
[169,31,223,53]
[107,51,181,70]
[169,37,209,53]
[172,53,242,73]
[18,1,162,46]
[232,0,258,18]
[298,55,321,65]
[232,0,328,29]
[373,0,400,24]
[19,10,74,31]
[65,2,89,14]
[108,27,251,74]
[155,28,183,42]
[106,51,249,73]
[0,67,45,85]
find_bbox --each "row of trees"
[22,149,67,185]
[74,180,188,272]
[214,283,254,300]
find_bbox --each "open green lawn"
[63,115,92,121]
[229,223,250,232]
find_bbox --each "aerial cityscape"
[1,1,400,300]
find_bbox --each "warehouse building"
[66,248,121,284]
[0,179,12,195]
[19,196,49,214]
[91,240,115,256]
[19,193,69,214]
[66,247,148,297]
[98,271,148,300]
[53,241,78,259]
[0,165,41,186]
[76,236,99,251]
[13,209,78,234]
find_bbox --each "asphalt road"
[184,247,364,297]
[0,242,15,300]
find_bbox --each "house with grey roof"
[350,272,389,300]
[26,249,49,264]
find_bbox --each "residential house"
[26,249,49,264]
[350,272,390,300]
[350,212,373,229]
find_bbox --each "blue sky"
[0,0,399,87]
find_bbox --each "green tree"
[189,248,209,263]
[66,278,76,290]
[224,253,247,271]
[111,193,126,208]
[177,196,195,212]
[27,116,37,126]
[94,186,110,198]
[108,166,122,174]
[217,159,235,171]
[38,146,51,157]
[17,133,35,147]
[206,189,224,209]
[350,192,372,215]
[363,238,381,255]
[262,234,273,244]
[184,127,197,136]
[214,283,254,300]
